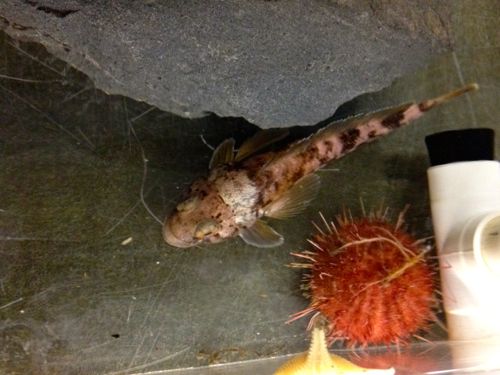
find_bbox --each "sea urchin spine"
[290,209,436,347]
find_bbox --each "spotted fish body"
[164,84,478,248]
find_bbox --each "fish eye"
[194,219,220,240]
[176,196,199,212]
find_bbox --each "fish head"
[163,179,237,248]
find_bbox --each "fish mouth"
[163,219,198,248]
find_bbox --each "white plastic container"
[426,130,500,371]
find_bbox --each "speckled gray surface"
[0,0,452,128]
[0,1,499,374]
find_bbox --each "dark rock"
[0,0,453,128]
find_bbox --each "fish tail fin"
[307,83,480,165]
[419,83,479,112]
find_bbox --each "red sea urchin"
[290,209,436,347]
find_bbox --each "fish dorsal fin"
[235,128,289,162]
[209,138,235,170]
[312,103,412,142]
[264,174,321,219]
[239,219,284,247]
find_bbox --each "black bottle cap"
[425,128,495,167]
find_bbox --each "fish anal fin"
[239,220,283,248]
[235,128,289,162]
[264,174,320,220]
[209,138,235,170]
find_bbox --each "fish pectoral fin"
[239,220,284,247]
[235,128,289,162]
[209,138,235,170]
[264,174,321,219]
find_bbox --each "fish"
[163,84,478,248]
[274,326,394,375]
